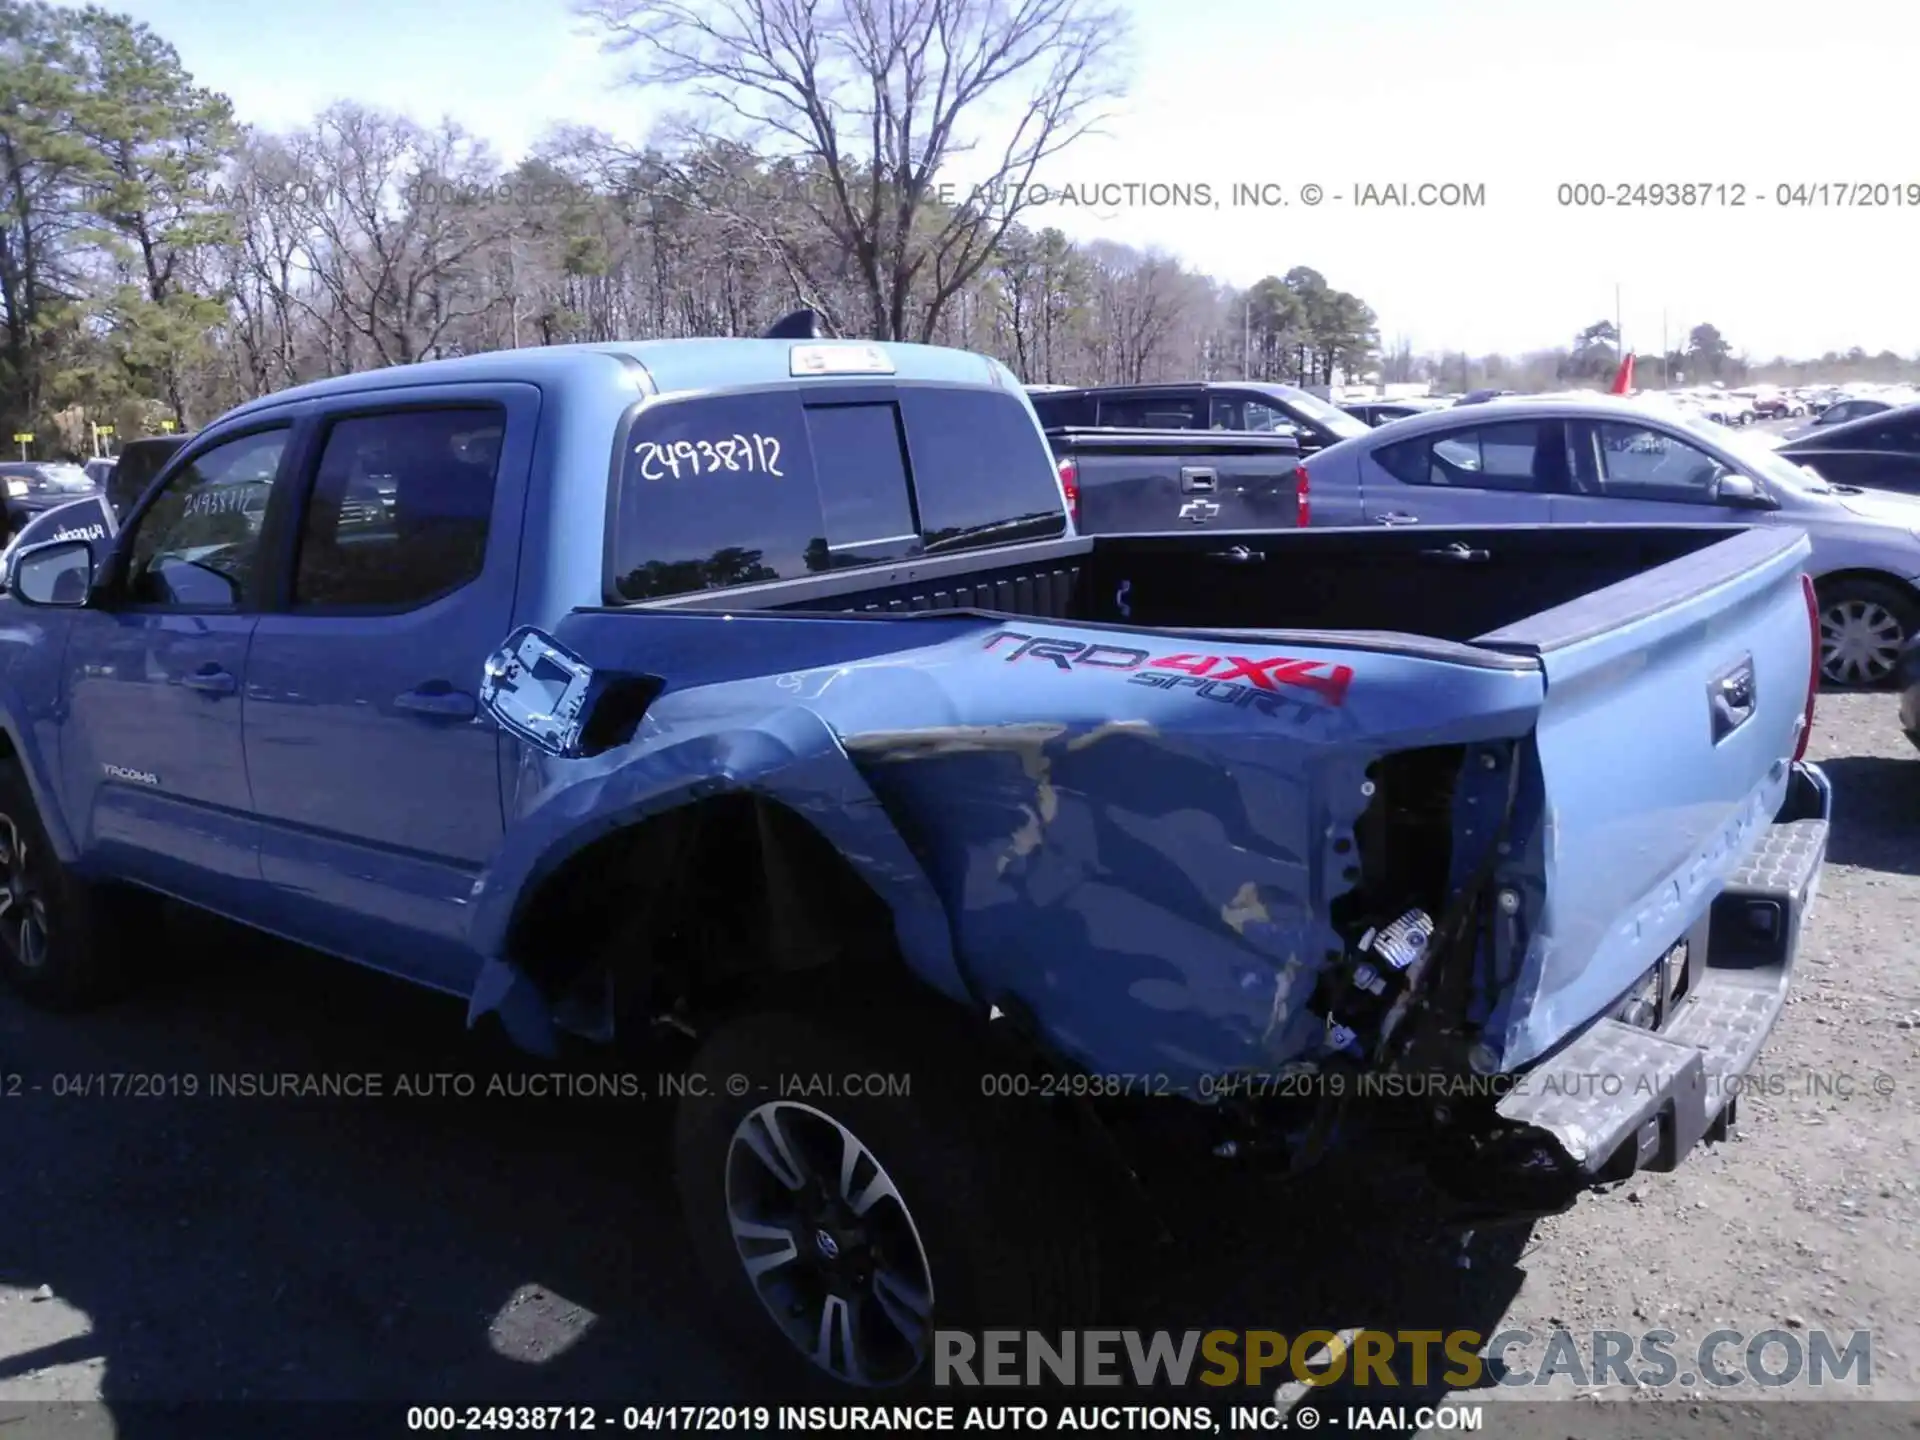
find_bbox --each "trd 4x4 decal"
[980,630,1354,709]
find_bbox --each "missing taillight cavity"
[1795,572,1818,762]
[1330,746,1463,936]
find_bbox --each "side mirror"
[10,539,95,607]
[1713,474,1775,509]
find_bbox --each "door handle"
[180,665,237,695]
[1180,466,1217,494]
[1419,542,1492,563]
[395,686,478,719]
[1376,511,1421,525]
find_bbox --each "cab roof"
[217,338,1017,423]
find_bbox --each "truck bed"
[642,520,1745,652]
[605,520,1819,1103]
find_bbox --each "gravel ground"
[0,688,1913,1434]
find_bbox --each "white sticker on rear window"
[634,435,783,480]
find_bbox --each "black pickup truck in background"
[1046,427,1314,532]
[1028,380,1372,457]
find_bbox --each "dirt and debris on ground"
[0,692,1913,1432]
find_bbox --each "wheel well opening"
[1813,570,1919,605]
[506,793,903,1034]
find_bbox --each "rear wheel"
[673,1008,1099,1390]
[1818,579,1917,689]
[0,758,151,1008]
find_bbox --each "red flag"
[1609,353,1636,395]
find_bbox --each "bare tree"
[288,106,510,368]
[577,0,1129,343]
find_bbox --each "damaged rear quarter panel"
[477,612,1545,1087]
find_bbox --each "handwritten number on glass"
[636,435,783,481]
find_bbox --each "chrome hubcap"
[1820,599,1904,687]
[724,1100,935,1387]
[0,813,50,970]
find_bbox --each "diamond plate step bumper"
[1494,761,1830,1178]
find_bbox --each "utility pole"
[1243,297,1251,379]
[1616,283,1624,360]
[1661,310,1669,388]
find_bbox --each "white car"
[1693,392,1755,426]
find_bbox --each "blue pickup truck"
[0,336,1830,1390]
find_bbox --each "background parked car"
[1694,392,1756,426]
[1750,388,1809,419]
[1775,402,1920,494]
[1341,397,1449,426]
[1300,394,1920,687]
[0,461,104,539]
[1026,381,1370,457]
[105,433,191,522]
[1787,396,1896,440]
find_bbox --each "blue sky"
[110,0,1920,359]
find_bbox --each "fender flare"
[463,708,970,1054]
[0,712,79,864]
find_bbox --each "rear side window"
[292,407,503,608]
[1373,421,1566,492]
[1210,395,1293,432]
[610,386,1065,601]
[1029,392,1094,428]
[1098,394,1201,428]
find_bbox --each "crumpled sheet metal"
[468,613,1545,1080]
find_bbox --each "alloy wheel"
[724,1100,936,1387]
[0,812,51,970]
[1820,598,1906,687]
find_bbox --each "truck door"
[1360,417,1561,526]
[241,385,538,991]
[57,424,293,904]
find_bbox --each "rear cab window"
[608,383,1066,602]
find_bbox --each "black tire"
[1816,578,1918,690]
[0,758,148,1009]
[673,1007,1099,1392]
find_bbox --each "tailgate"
[1473,525,1817,1070]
